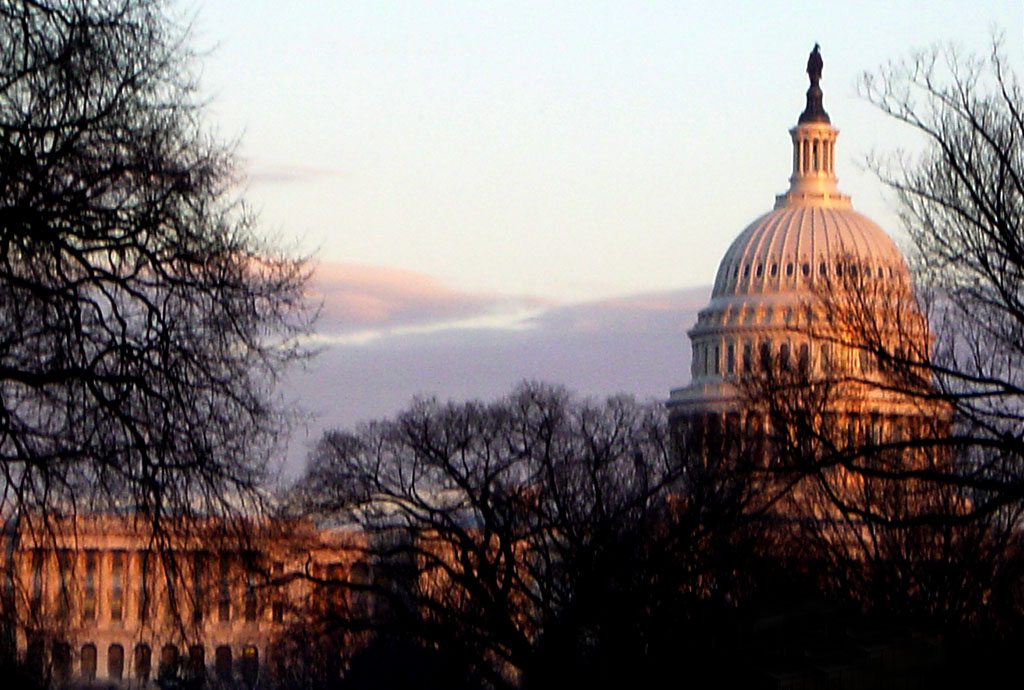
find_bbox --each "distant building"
[1,512,368,688]
[667,46,940,522]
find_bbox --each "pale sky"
[183,1,1024,474]
[195,1,1023,301]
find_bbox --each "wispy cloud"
[245,162,349,186]
[309,261,549,340]
[526,288,710,334]
[279,281,709,476]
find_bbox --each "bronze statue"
[807,43,823,87]
[799,43,829,124]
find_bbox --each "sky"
[184,1,1024,475]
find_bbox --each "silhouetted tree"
[727,37,1024,648]
[295,383,782,689]
[0,0,309,527]
[0,0,311,672]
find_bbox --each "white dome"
[711,203,909,302]
[668,56,921,415]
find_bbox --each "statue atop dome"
[807,43,823,87]
[799,43,830,124]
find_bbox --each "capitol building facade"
[668,46,939,521]
[1,47,945,688]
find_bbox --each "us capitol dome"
[668,45,931,430]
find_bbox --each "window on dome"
[743,265,750,278]
[835,263,843,277]
[819,262,827,276]
[779,343,790,370]
[159,645,179,681]
[135,644,151,683]
[770,263,778,277]
[801,262,810,277]
[726,343,735,374]
[82,644,97,681]
[53,642,71,682]
[108,644,124,681]
[755,264,763,278]
[798,343,810,373]
[216,646,233,682]
[743,343,752,373]
[713,345,720,375]
[850,264,858,277]
[786,262,794,276]
[759,341,772,370]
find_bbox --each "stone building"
[0,44,951,690]
[1,512,369,688]
[667,46,941,523]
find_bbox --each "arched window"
[52,642,71,682]
[81,644,97,681]
[84,551,98,619]
[188,645,205,680]
[216,646,233,682]
[770,263,778,277]
[798,343,810,373]
[159,644,179,681]
[351,560,373,619]
[759,341,772,370]
[241,645,259,689]
[819,261,827,276]
[786,262,794,277]
[801,262,810,277]
[26,637,44,678]
[755,263,763,278]
[108,644,124,680]
[244,569,258,622]
[778,343,790,370]
[134,644,151,682]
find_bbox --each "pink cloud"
[526,287,710,334]
[309,261,548,334]
[245,162,349,186]
[278,284,710,476]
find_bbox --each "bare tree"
[0,0,311,673]
[0,0,310,526]
[295,383,740,689]
[726,38,1024,635]
[851,37,1024,510]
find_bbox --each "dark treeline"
[279,38,1024,690]
[283,381,1024,690]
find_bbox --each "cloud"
[309,261,549,338]
[245,163,349,186]
[278,283,709,478]
[525,287,710,334]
